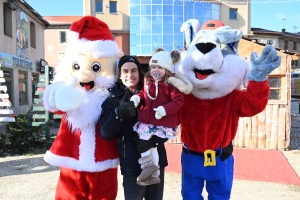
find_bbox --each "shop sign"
[0,51,33,70]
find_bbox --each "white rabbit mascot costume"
[176,23,282,200]
[43,16,122,200]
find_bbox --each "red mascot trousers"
[55,167,118,200]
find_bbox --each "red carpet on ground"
[165,143,300,185]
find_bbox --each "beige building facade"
[45,0,250,69]
[0,0,49,115]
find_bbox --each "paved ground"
[0,149,300,200]
[0,100,300,199]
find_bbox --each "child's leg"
[150,147,159,166]
[137,146,159,182]
[150,147,160,177]
[141,149,150,157]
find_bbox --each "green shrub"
[0,132,9,154]
[3,110,50,156]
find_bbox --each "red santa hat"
[66,16,120,58]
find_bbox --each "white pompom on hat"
[65,16,120,58]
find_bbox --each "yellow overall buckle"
[204,149,216,167]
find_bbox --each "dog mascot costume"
[176,23,282,200]
[43,16,123,199]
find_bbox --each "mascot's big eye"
[72,62,80,71]
[217,44,222,49]
[92,62,101,72]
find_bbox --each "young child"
[130,49,192,185]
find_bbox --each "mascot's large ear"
[180,19,200,49]
[212,26,243,56]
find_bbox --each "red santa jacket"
[44,115,119,172]
[178,80,269,152]
[137,76,184,128]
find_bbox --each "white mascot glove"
[153,106,166,120]
[130,95,140,108]
[48,76,83,112]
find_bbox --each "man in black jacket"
[99,55,168,200]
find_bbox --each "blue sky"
[26,0,300,33]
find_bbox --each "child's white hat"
[149,49,180,72]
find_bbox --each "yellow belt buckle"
[204,149,216,167]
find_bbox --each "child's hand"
[153,106,166,120]
[130,95,140,108]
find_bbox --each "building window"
[32,73,39,100]
[3,3,13,37]
[293,42,297,51]
[284,41,288,49]
[292,60,298,67]
[96,0,103,13]
[18,71,28,105]
[30,22,36,48]
[59,31,67,44]
[229,8,237,20]
[130,1,220,56]
[109,1,117,13]
[0,68,13,106]
[268,75,287,104]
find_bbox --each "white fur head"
[176,27,249,99]
[53,16,124,91]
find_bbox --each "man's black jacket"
[99,82,168,176]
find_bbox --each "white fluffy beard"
[66,76,115,131]
[191,55,249,99]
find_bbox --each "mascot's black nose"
[195,43,216,55]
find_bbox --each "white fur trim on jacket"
[44,151,119,172]
[44,119,119,172]
[167,73,193,94]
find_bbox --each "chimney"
[282,28,286,33]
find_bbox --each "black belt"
[182,147,221,157]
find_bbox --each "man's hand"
[115,90,136,120]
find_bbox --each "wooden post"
[244,117,253,148]
[238,117,245,147]
[250,115,258,148]
[270,105,279,149]
[44,65,50,140]
[233,120,239,147]
[277,107,286,150]
[257,110,266,149]
[265,105,272,149]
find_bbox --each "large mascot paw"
[49,76,83,112]
[247,45,282,82]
